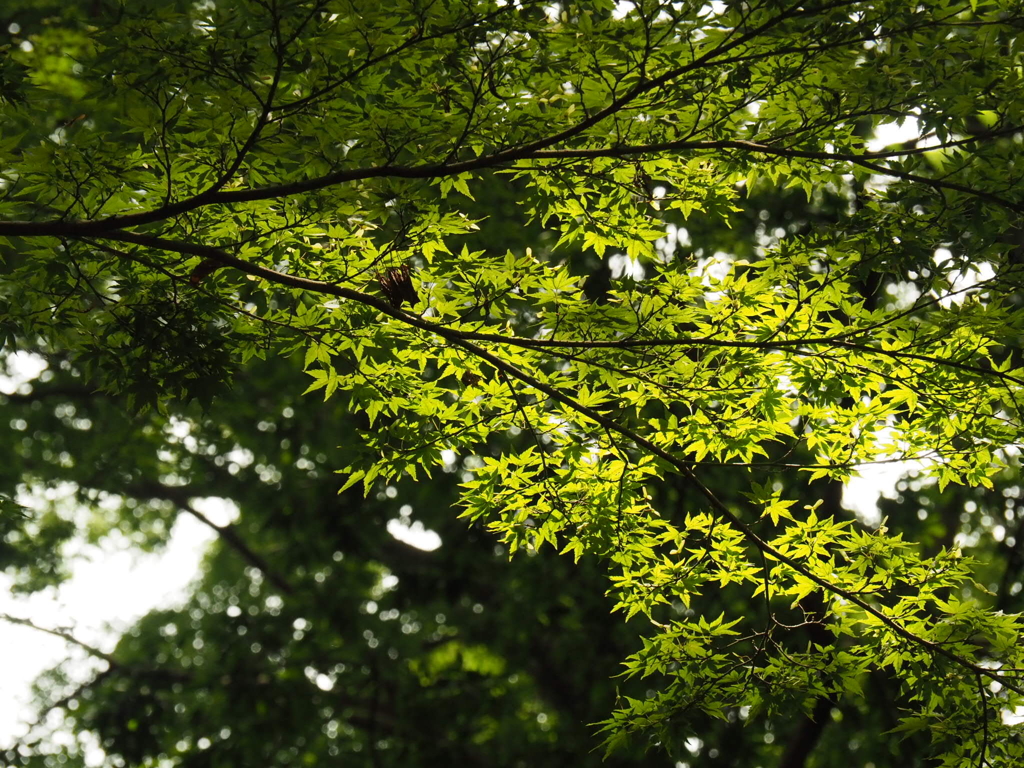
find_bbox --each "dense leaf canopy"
[2,0,1024,766]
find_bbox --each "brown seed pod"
[377,264,419,309]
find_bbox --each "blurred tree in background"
[2,1,1024,766]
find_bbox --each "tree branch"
[0,613,119,667]
[11,3,1018,240]
[128,480,296,596]
[93,230,1024,392]
[87,230,1024,697]
[2,129,1019,241]
[182,501,297,597]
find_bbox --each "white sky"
[0,517,215,750]
[867,118,925,152]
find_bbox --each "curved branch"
[84,230,1024,394]
[84,230,1024,698]
[17,1,1004,240]
[128,480,296,596]
[0,613,119,667]
[2,124,1020,240]
[183,501,297,597]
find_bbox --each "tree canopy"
[2,0,1024,765]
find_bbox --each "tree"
[2,0,1024,765]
